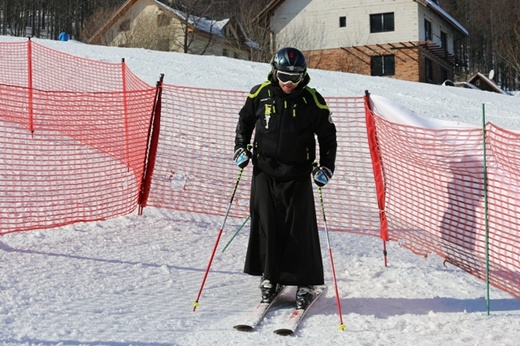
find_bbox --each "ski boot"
[295,286,315,309]
[259,278,278,303]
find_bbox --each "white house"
[89,0,253,60]
[256,0,468,83]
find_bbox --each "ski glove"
[234,147,252,168]
[312,166,333,187]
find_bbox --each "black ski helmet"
[271,47,307,73]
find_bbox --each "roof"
[468,72,509,95]
[88,0,138,44]
[163,3,229,38]
[88,0,251,46]
[418,0,469,36]
[255,0,285,23]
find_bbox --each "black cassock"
[244,167,324,286]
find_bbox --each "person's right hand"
[312,166,333,187]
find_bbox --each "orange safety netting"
[0,40,157,233]
[0,39,519,300]
[145,86,381,235]
[366,106,520,298]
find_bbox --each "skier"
[233,47,337,309]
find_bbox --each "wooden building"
[89,0,253,60]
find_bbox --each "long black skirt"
[243,168,324,286]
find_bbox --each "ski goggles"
[276,71,303,85]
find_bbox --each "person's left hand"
[312,166,333,187]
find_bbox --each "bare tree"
[440,0,520,89]
[79,4,123,43]
[0,0,125,39]
[162,0,219,54]
[1,0,517,88]
[494,0,520,88]
[227,0,272,62]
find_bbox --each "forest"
[0,0,518,90]
[440,0,519,91]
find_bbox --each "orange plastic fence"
[0,40,157,233]
[145,86,381,235]
[1,39,519,299]
[367,109,520,297]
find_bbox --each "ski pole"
[222,214,250,253]
[318,186,346,331]
[193,167,244,311]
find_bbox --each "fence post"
[27,37,34,133]
[138,74,164,215]
[364,90,389,266]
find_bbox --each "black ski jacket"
[235,73,337,181]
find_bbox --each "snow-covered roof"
[469,72,510,95]
[425,0,469,36]
[155,1,257,49]
[154,0,228,38]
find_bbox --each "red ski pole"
[318,186,346,330]
[193,167,244,311]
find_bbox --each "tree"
[159,0,220,54]
[2,0,516,89]
[0,0,125,39]
[440,0,519,90]
[223,0,272,62]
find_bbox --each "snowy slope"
[1,36,520,346]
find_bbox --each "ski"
[233,285,287,332]
[273,285,327,336]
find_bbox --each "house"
[443,70,510,95]
[467,72,509,95]
[256,0,468,84]
[88,0,253,60]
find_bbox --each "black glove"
[233,147,252,168]
[312,166,333,187]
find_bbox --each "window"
[157,12,171,27]
[339,16,346,28]
[424,19,432,40]
[120,19,130,32]
[440,31,447,50]
[370,12,394,33]
[371,55,395,76]
[425,58,433,82]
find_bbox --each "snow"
[158,0,229,38]
[1,36,520,346]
